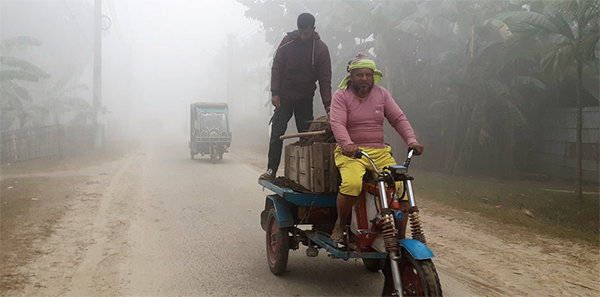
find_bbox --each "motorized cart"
[189,102,232,163]
[259,149,442,297]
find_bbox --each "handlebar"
[355,147,417,175]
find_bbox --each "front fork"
[378,179,421,297]
[377,180,403,296]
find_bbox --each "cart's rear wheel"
[266,207,289,275]
[210,145,217,164]
[363,258,386,272]
[218,145,224,160]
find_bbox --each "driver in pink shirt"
[329,53,423,242]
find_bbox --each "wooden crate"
[284,143,340,193]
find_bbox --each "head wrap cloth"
[337,60,383,89]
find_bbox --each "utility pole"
[93,0,103,148]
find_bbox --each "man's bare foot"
[331,222,345,242]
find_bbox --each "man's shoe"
[259,169,275,180]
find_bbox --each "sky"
[106,0,266,130]
[0,0,271,140]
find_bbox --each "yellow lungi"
[334,145,398,197]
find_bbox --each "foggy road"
[63,131,469,296]
[121,132,388,296]
[6,131,598,297]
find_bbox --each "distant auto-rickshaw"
[189,102,232,163]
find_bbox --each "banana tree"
[499,0,599,199]
[43,67,91,126]
[0,36,51,131]
[432,0,529,175]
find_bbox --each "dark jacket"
[271,30,332,108]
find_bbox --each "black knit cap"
[297,13,315,29]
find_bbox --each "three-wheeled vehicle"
[259,149,442,296]
[189,102,232,163]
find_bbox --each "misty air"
[1,1,598,296]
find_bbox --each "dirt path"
[421,199,599,296]
[1,139,598,296]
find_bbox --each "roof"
[190,102,228,109]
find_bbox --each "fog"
[2,0,598,181]
[1,0,273,144]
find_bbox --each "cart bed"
[258,179,337,207]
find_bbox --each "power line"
[106,0,127,50]
[62,0,93,48]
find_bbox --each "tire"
[363,258,386,272]
[381,250,442,297]
[190,150,195,160]
[218,145,224,160]
[210,145,217,164]
[266,207,289,275]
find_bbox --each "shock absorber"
[409,208,426,244]
[380,210,399,257]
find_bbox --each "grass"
[411,170,600,245]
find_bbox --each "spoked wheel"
[382,250,442,297]
[363,258,386,272]
[266,207,289,275]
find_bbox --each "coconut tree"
[499,0,599,199]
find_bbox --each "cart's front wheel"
[266,207,289,275]
[382,250,442,297]
[190,150,195,160]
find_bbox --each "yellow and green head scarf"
[338,60,383,89]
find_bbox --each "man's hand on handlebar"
[342,144,359,158]
[408,142,424,156]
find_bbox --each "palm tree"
[500,0,599,199]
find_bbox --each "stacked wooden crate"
[284,143,339,193]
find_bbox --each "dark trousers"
[267,99,314,174]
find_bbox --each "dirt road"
[1,131,598,296]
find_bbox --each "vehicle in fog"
[189,102,232,163]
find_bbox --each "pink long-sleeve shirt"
[330,85,417,148]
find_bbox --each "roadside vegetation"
[413,170,600,245]
[239,0,599,200]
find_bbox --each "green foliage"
[414,169,600,245]
[237,0,598,178]
[1,35,92,131]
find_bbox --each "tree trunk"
[575,55,583,200]
[575,19,584,200]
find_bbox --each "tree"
[0,36,51,131]
[501,0,599,199]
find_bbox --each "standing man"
[329,53,423,242]
[259,12,332,180]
